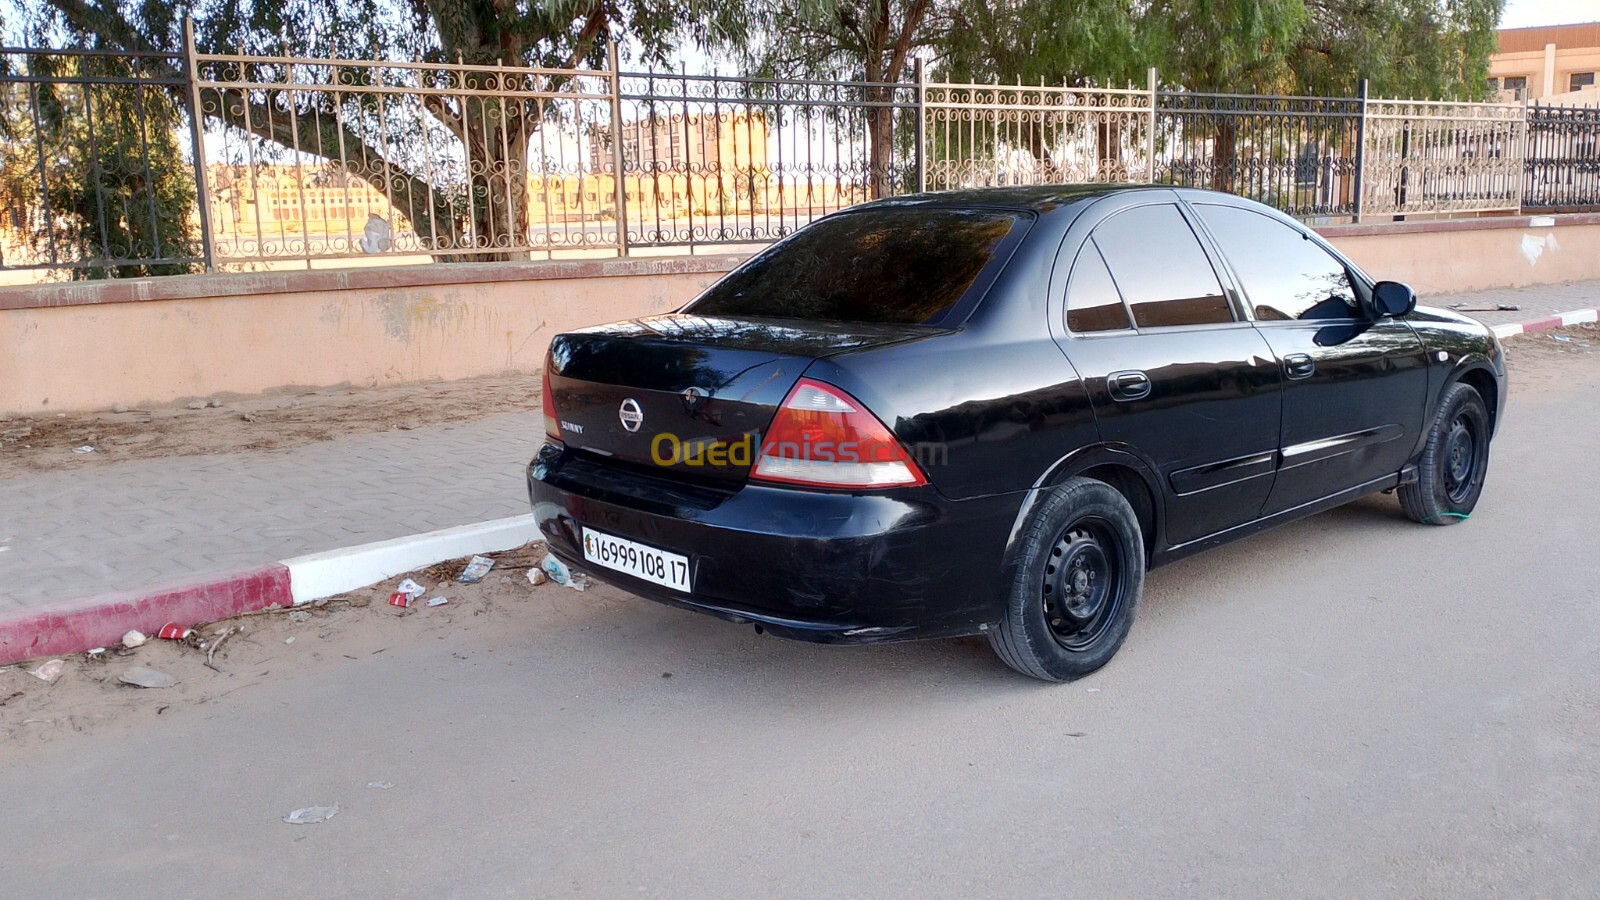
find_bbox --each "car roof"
[855,184,1270,219]
[856,183,1168,214]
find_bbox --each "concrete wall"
[0,257,737,415]
[1321,214,1600,296]
[3,214,1598,415]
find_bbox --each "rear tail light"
[751,378,928,489]
[542,368,560,440]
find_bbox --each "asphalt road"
[4,349,1598,898]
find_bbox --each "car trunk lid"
[547,314,936,484]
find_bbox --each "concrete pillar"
[1543,43,1557,98]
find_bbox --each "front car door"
[1049,193,1283,548]
[1186,198,1429,515]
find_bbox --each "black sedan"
[528,185,1506,682]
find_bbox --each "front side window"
[1195,204,1359,321]
[1571,72,1597,92]
[685,208,1027,326]
[1090,204,1233,328]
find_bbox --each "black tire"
[988,477,1145,682]
[1399,381,1491,526]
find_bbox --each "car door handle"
[1107,369,1152,402]
[1283,353,1316,380]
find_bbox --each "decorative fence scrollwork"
[1360,99,1527,217]
[1154,93,1363,219]
[6,34,1600,282]
[923,82,1155,189]
[615,72,917,249]
[1525,103,1600,212]
[192,48,620,266]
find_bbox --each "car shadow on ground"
[517,491,1427,694]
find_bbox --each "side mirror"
[1372,281,1416,318]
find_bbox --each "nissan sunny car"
[528,185,1506,681]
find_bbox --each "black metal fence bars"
[1154,92,1364,219]
[615,71,918,249]
[0,47,206,277]
[4,36,1600,282]
[1525,103,1600,212]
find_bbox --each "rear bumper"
[527,443,1022,644]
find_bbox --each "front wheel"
[988,477,1145,682]
[1399,381,1491,525]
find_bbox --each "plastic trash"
[389,577,426,607]
[119,666,176,688]
[72,445,95,454]
[458,555,495,584]
[30,659,65,683]
[157,623,193,640]
[540,555,587,592]
[282,805,340,825]
[426,596,449,607]
[122,629,147,649]
[367,781,395,790]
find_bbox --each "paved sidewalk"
[1,280,1595,617]
[0,413,537,614]
[1424,280,1597,327]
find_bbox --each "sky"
[1501,0,1600,28]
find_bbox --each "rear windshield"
[683,207,1029,326]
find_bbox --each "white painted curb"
[1491,307,1598,341]
[284,514,543,604]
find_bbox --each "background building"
[1490,22,1600,102]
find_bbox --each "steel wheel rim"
[1443,412,1479,504]
[1041,517,1125,651]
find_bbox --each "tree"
[740,0,943,198]
[0,51,200,278]
[19,0,747,261]
[939,0,1144,88]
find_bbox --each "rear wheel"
[988,477,1144,682]
[1399,381,1491,525]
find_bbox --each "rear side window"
[1066,241,1132,333]
[1091,204,1233,328]
[683,208,1027,325]
[1194,204,1359,321]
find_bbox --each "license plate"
[582,527,692,593]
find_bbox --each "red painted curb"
[1520,315,1565,333]
[0,564,292,666]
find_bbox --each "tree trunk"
[868,97,896,200]
[1211,118,1239,194]
[453,87,532,262]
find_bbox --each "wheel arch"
[1004,445,1166,570]
[1453,362,1500,435]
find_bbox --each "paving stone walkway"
[0,413,537,614]
[2,280,1595,616]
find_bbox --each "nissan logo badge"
[618,398,644,433]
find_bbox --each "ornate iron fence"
[922,80,1156,189]
[1154,92,1363,219]
[191,44,620,266]
[616,71,917,249]
[1525,103,1600,211]
[0,47,206,277]
[7,31,1600,282]
[1360,99,1526,217]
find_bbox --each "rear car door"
[1052,196,1282,548]
[1189,201,1429,515]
